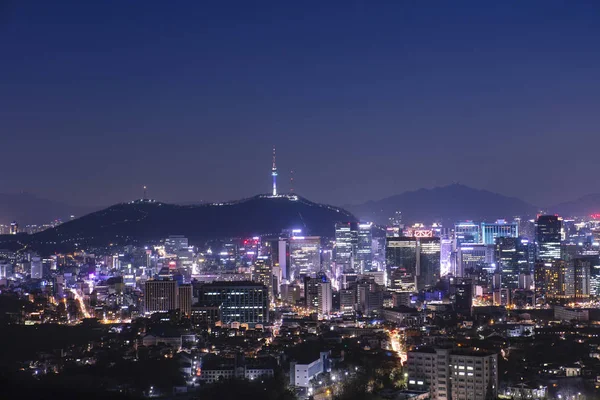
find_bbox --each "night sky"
[2,1,600,207]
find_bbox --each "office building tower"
[573,258,591,300]
[440,236,453,277]
[418,237,441,290]
[317,279,332,316]
[386,211,402,237]
[356,223,373,273]
[454,221,481,245]
[196,282,269,324]
[340,288,356,313]
[386,237,441,292]
[356,279,384,314]
[304,276,320,310]
[9,221,18,235]
[481,220,518,245]
[178,284,192,316]
[335,222,357,273]
[536,215,562,262]
[289,236,321,279]
[165,235,189,254]
[30,256,43,279]
[494,237,520,290]
[407,348,498,400]
[253,257,274,301]
[537,260,573,299]
[145,279,178,314]
[458,244,493,276]
[386,237,418,292]
[453,282,472,315]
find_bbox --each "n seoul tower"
[271,146,278,196]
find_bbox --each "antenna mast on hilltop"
[143,185,147,200]
[271,146,278,196]
[290,169,295,193]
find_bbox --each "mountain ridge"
[346,184,539,225]
[0,194,356,253]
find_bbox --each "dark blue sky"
[2,1,599,207]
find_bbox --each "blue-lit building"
[481,220,518,245]
[454,221,480,245]
[536,215,562,262]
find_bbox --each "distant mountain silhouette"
[0,192,96,225]
[347,184,538,225]
[1,194,356,252]
[549,193,600,217]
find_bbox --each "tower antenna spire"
[290,169,294,193]
[271,146,278,196]
[143,185,147,200]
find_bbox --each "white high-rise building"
[317,280,332,316]
[31,256,43,279]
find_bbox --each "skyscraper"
[418,237,441,290]
[335,222,357,273]
[454,221,480,245]
[253,257,274,301]
[178,284,193,316]
[481,220,518,245]
[196,281,269,324]
[494,237,519,290]
[271,146,278,196]
[386,237,418,292]
[145,279,178,314]
[289,236,321,279]
[356,223,373,273]
[536,215,562,262]
[386,236,441,292]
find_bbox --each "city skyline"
[2,1,600,207]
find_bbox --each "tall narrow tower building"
[272,146,278,196]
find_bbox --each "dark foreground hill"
[0,194,355,252]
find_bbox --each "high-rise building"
[481,220,518,245]
[386,237,418,292]
[317,279,332,316]
[536,260,573,299]
[356,279,383,314]
[304,275,332,315]
[30,256,43,279]
[304,276,320,309]
[453,282,472,315]
[335,222,357,273]
[458,244,493,276]
[494,237,520,290]
[196,281,269,324]
[356,223,373,273]
[386,237,440,292]
[289,236,321,279]
[407,348,498,400]
[573,258,591,300]
[340,288,356,314]
[165,235,189,254]
[536,215,562,262]
[178,284,193,316]
[418,237,441,290]
[253,257,274,301]
[440,236,453,277]
[9,221,18,235]
[454,221,480,245]
[145,279,178,314]
[271,146,278,196]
